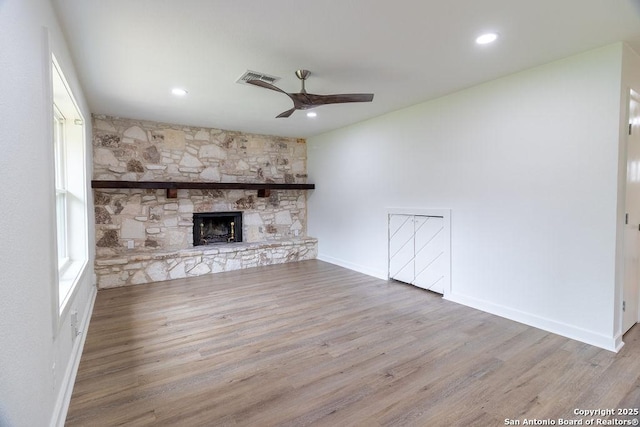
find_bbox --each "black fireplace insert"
[193,212,242,246]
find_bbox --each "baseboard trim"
[444,292,619,352]
[51,285,97,427]
[613,332,625,352]
[317,254,387,280]
[317,256,619,352]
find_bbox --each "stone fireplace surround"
[92,115,317,289]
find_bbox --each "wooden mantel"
[91,180,315,198]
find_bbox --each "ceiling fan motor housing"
[295,69,311,80]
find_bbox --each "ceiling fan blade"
[276,107,297,118]
[306,93,374,105]
[289,92,314,105]
[248,70,374,118]
[246,79,289,95]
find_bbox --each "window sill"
[59,258,87,313]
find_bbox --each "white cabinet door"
[389,214,415,284]
[389,213,447,295]
[413,216,446,293]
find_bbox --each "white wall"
[614,44,640,341]
[308,44,627,351]
[0,1,95,426]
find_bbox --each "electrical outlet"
[127,240,134,249]
[294,229,299,237]
[71,310,80,340]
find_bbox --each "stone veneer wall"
[92,115,317,288]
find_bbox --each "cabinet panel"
[414,247,446,293]
[389,213,448,295]
[414,216,445,293]
[389,214,415,284]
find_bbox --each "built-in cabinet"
[388,210,451,295]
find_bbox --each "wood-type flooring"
[66,260,640,426]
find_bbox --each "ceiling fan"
[246,69,374,118]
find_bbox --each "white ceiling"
[52,0,640,138]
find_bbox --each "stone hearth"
[95,238,317,288]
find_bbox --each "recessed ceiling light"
[171,88,188,96]
[476,32,499,45]
[306,111,317,118]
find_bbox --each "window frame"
[53,104,70,272]
[51,53,89,315]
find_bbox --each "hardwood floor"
[66,260,640,426]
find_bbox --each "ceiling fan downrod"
[295,69,310,94]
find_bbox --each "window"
[52,55,88,312]
[54,105,69,270]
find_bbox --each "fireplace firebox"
[193,212,242,246]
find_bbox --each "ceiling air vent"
[236,70,280,86]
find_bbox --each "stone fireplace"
[92,115,317,288]
[193,211,243,246]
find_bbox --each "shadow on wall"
[0,404,10,427]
